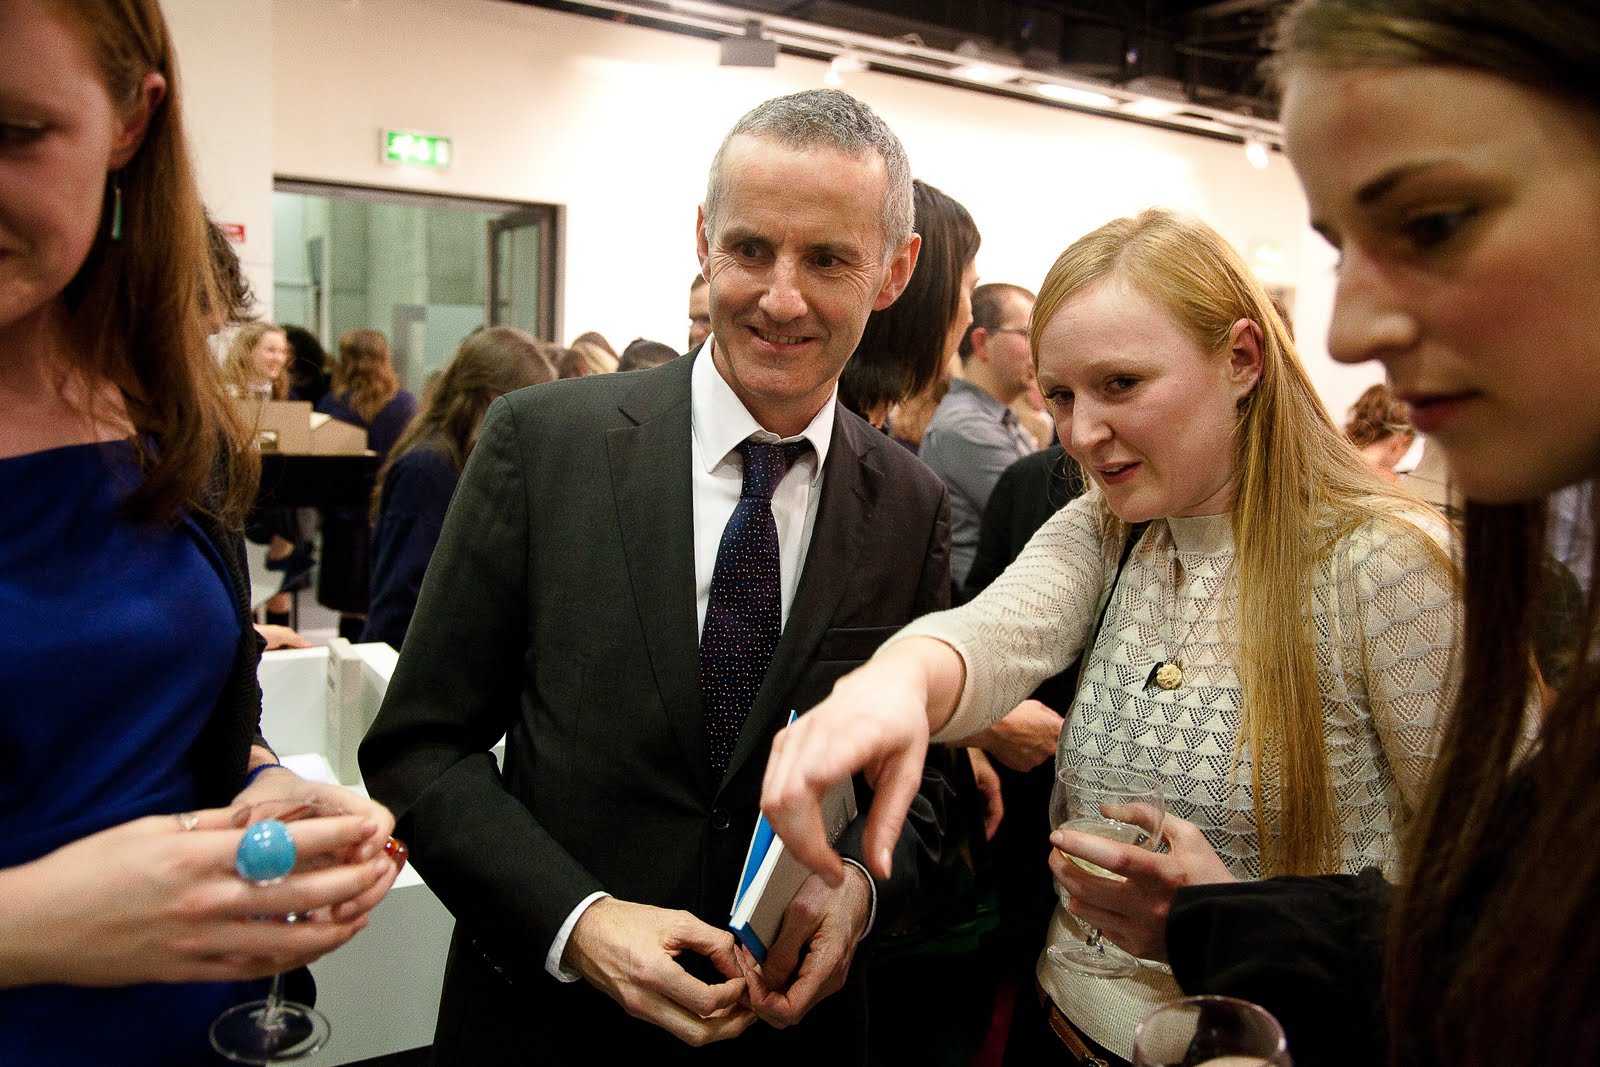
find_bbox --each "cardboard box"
[308,411,369,455]
[237,398,369,455]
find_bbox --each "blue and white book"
[728,712,858,962]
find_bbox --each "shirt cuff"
[545,891,610,982]
[841,858,878,941]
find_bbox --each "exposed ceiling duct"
[520,0,1289,149]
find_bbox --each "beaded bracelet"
[243,760,287,788]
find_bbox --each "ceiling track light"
[1242,133,1271,169]
[719,18,777,67]
[824,52,867,86]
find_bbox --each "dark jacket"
[360,354,954,1064]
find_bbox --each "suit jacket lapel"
[720,408,874,784]
[606,357,714,792]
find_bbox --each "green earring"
[110,177,124,241]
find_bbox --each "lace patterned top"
[892,492,1458,1058]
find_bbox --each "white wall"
[252,0,1378,417]
[164,0,275,322]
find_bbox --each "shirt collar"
[691,341,835,484]
[1166,511,1234,554]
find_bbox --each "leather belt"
[1036,980,1116,1067]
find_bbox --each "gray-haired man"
[362,89,952,1064]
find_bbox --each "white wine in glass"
[1131,995,1292,1066]
[1055,815,1151,877]
[1046,762,1165,979]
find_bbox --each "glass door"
[272,180,560,394]
[489,207,558,340]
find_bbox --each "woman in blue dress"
[0,2,400,1063]
[362,327,554,650]
[316,328,419,637]
[316,328,418,462]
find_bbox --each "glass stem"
[258,972,287,1033]
[1085,928,1107,955]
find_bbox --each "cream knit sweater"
[891,493,1457,1060]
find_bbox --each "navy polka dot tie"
[701,439,812,776]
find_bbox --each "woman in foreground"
[0,2,397,1062]
[1164,2,1600,1064]
[763,205,1457,1064]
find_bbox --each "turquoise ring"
[235,818,297,882]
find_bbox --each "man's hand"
[565,898,756,1046]
[735,867,871,1029]
[1049,808,1235,961]
[957,699,1063,772]
[967,748,1004,839]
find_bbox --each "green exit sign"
[382,129,452,169]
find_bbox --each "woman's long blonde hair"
[1031,207,1453,875]
[332,328,400,423]
[222,322,289,399]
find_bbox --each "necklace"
[1145,542,1204,692]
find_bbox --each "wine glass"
[1046,761,1165,979]
[209,798,346,1064]
[1132,995,1292,1066]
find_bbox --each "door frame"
[273,177,562,341]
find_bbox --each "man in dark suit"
[359,89,951,1064]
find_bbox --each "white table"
[258,644,455,1065]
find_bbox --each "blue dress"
[314,391,420,614]
[362,445,460,650]
[0,442,265,1066]
[315,391,418,461]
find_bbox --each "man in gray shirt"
[921,282,1039,587]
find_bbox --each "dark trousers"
[1001,981,1130,1067]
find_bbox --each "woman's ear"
[109,71,167,170]
[1227,317,1265,401]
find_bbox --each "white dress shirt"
[689,345,833,634]
[546,345,850,980]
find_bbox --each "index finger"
[657,920,749,1018]
[272,814,384,856]
[152,812,373,869]
[628,982,758,1046]
[761,725,846,886]
[1050,828,1170,886]
[746,927,841,1027]
[860,747,922,880]
[652,961,747,1021]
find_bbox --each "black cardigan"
[1167,869,1392,1067]
[185,502,270,806]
